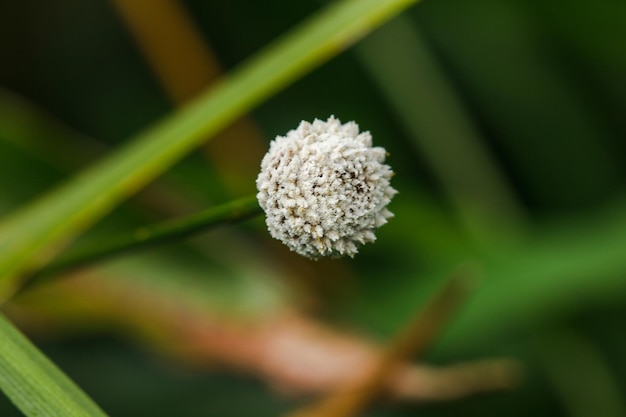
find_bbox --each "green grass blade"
[0,312,108,417]
[0,89,102,171]
[0,0,419,301]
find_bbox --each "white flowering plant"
[1,0,622,415]
[257,116,397,258]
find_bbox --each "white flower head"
[256,116,397,259]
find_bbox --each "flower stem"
[32,195,262,281]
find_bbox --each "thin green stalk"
[0,312,109,417]
[0,0,420,302]
[31,195,262,282]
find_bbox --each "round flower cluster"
[256,116,397,259]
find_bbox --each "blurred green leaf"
[355,16,526,241]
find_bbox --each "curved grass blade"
[0,0,420,302]
[0,312,108,417]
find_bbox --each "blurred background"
[1,0,626,416]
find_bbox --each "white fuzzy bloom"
[256,116,397,258]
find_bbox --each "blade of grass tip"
[29,194,262,283]
[287,267,477,417]
[536,330,626,417]
[0,312,109,417]
[110,0,221,104]
[0,89,104,170]
[0,0,420,302]
[355,16,527,242]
